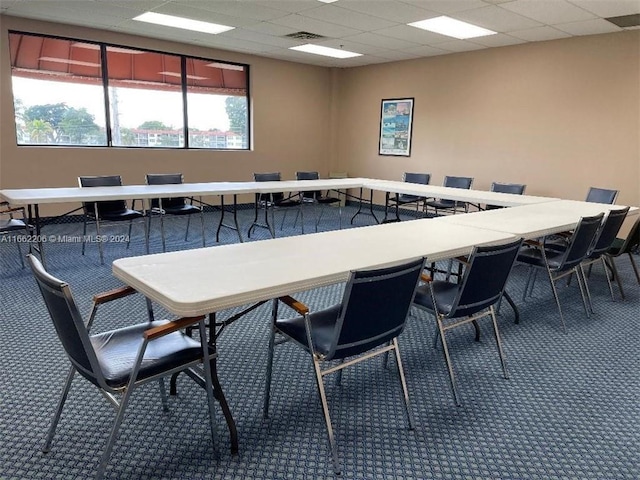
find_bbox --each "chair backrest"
[613,216,640,255]
[145,173,186,209]
[588,207,629,258]
[254,172,284,203]
[296,171,321,199]
[404,172,430,186]
[447,238,523,318]
[487,182,526,210]
[550,213,605,271]
[326,257,425,360]
[78,175,127,217]
[27,254,105,389]
[443,176,473,190]
[490,182,526,195]
[586,187,618,205]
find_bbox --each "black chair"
[264,257,425,474]
[27,254,218,480]
[145,173,205,252]
[518,213,604,333]
[586,187,618,204]
[387,172,431,220]
[576,207,629,307]
[425,176,473,216]
[605,216,640,299]
[248,172,302,238]
[78,175,146,264]
[0,201,30,268]
[486,182,526,210]
[413,239,523,406]
[294,171,342,231]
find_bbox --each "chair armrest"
[420,273,432,283]
[144,315,206,340]
[279,295,309,315]
[92,286,137,305]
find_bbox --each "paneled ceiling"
[1,0,639,67]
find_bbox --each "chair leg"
[437,317,461,406]
[489,306,509,380]
[312,357,341,475]
[606,256,626,300]
[263,325,277,419]
[198,320,219,460]
[335,359,345,386]
[160,212,167,252]
[96,385,136,480]
[629,252,640,284]
[576,266,593,317]
[392,338,415,430]
[199,208,206,247]
[81,217,88,255]
[548,272,568,334]
[185,213,191,241]
[599,257,616,301]
[158,378,169,412]
[42,366,76,453]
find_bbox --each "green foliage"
[22,103,100,143]
[225,96,247,133]
[138,120,169,130]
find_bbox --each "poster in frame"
[378,98,414,157]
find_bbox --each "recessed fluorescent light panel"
[289,44,362,59]
[318,0,339,3]
[408,16,496,39]
[133,12,234,35]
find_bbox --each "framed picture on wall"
[378,98,414,156]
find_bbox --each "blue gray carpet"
[1,205,638,479]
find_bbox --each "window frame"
[9,30,251,150]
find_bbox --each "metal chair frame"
[145,173,206,252]
[294,171,343,231]
[425,176,474,216]
[0,201,31,268]
[248,172,303,238]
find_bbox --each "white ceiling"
[1,0,639,67]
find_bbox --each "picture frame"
[378,98,414,157]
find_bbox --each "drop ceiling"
[1,0,638,68]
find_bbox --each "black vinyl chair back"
[613,216,640,255]
[146,173,186,210]
[550,213,604,271]
[28,254,104,389]
[79,175,127,217]
[446,238,523,318]
[328,258,424,360]
[490,182,526,195]
[254,172,284,204]
[438,176,473,208]
[586,187,618,204]
[296,171,321,200]
[588,207,629,259]
[486,182,526,210]
[404,172,430,186]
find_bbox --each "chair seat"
[517,247,565,270]
[156,204,201,216]
[275,304,341,358]
[395,194,424,205]
[317,196,340,205]
[426,199,456,209]
[275,199,302,208]
[414,281,460,316]
[91,320,205,388]
[0,218,27,232]
[98,208,144,221]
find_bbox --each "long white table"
[113,217,517,454]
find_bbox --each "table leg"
[217,194,244,243]
[351,188,379,224]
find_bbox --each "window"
[8,31,250,150]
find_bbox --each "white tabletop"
[362,179,559,207]
[438,199,638,239]
[0,178,367,205]
[113,217,515,317]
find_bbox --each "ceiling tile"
[510,26,572,41]
[152,3,259,28]
[398,45,450,58]
[373,24,452,44]
[341,32,422,50]
[337,1,438,24]
[500,0,596,24]
[555,18,622,35]
[435,39,488,52]
[404,0,488,14]
[267,12,363,37]
[568,0,640,18]
[300,4,398,30]
[455,5,544,32]
[467,32,527,47]
[168,0,289,22]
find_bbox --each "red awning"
[9,32,247,95]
